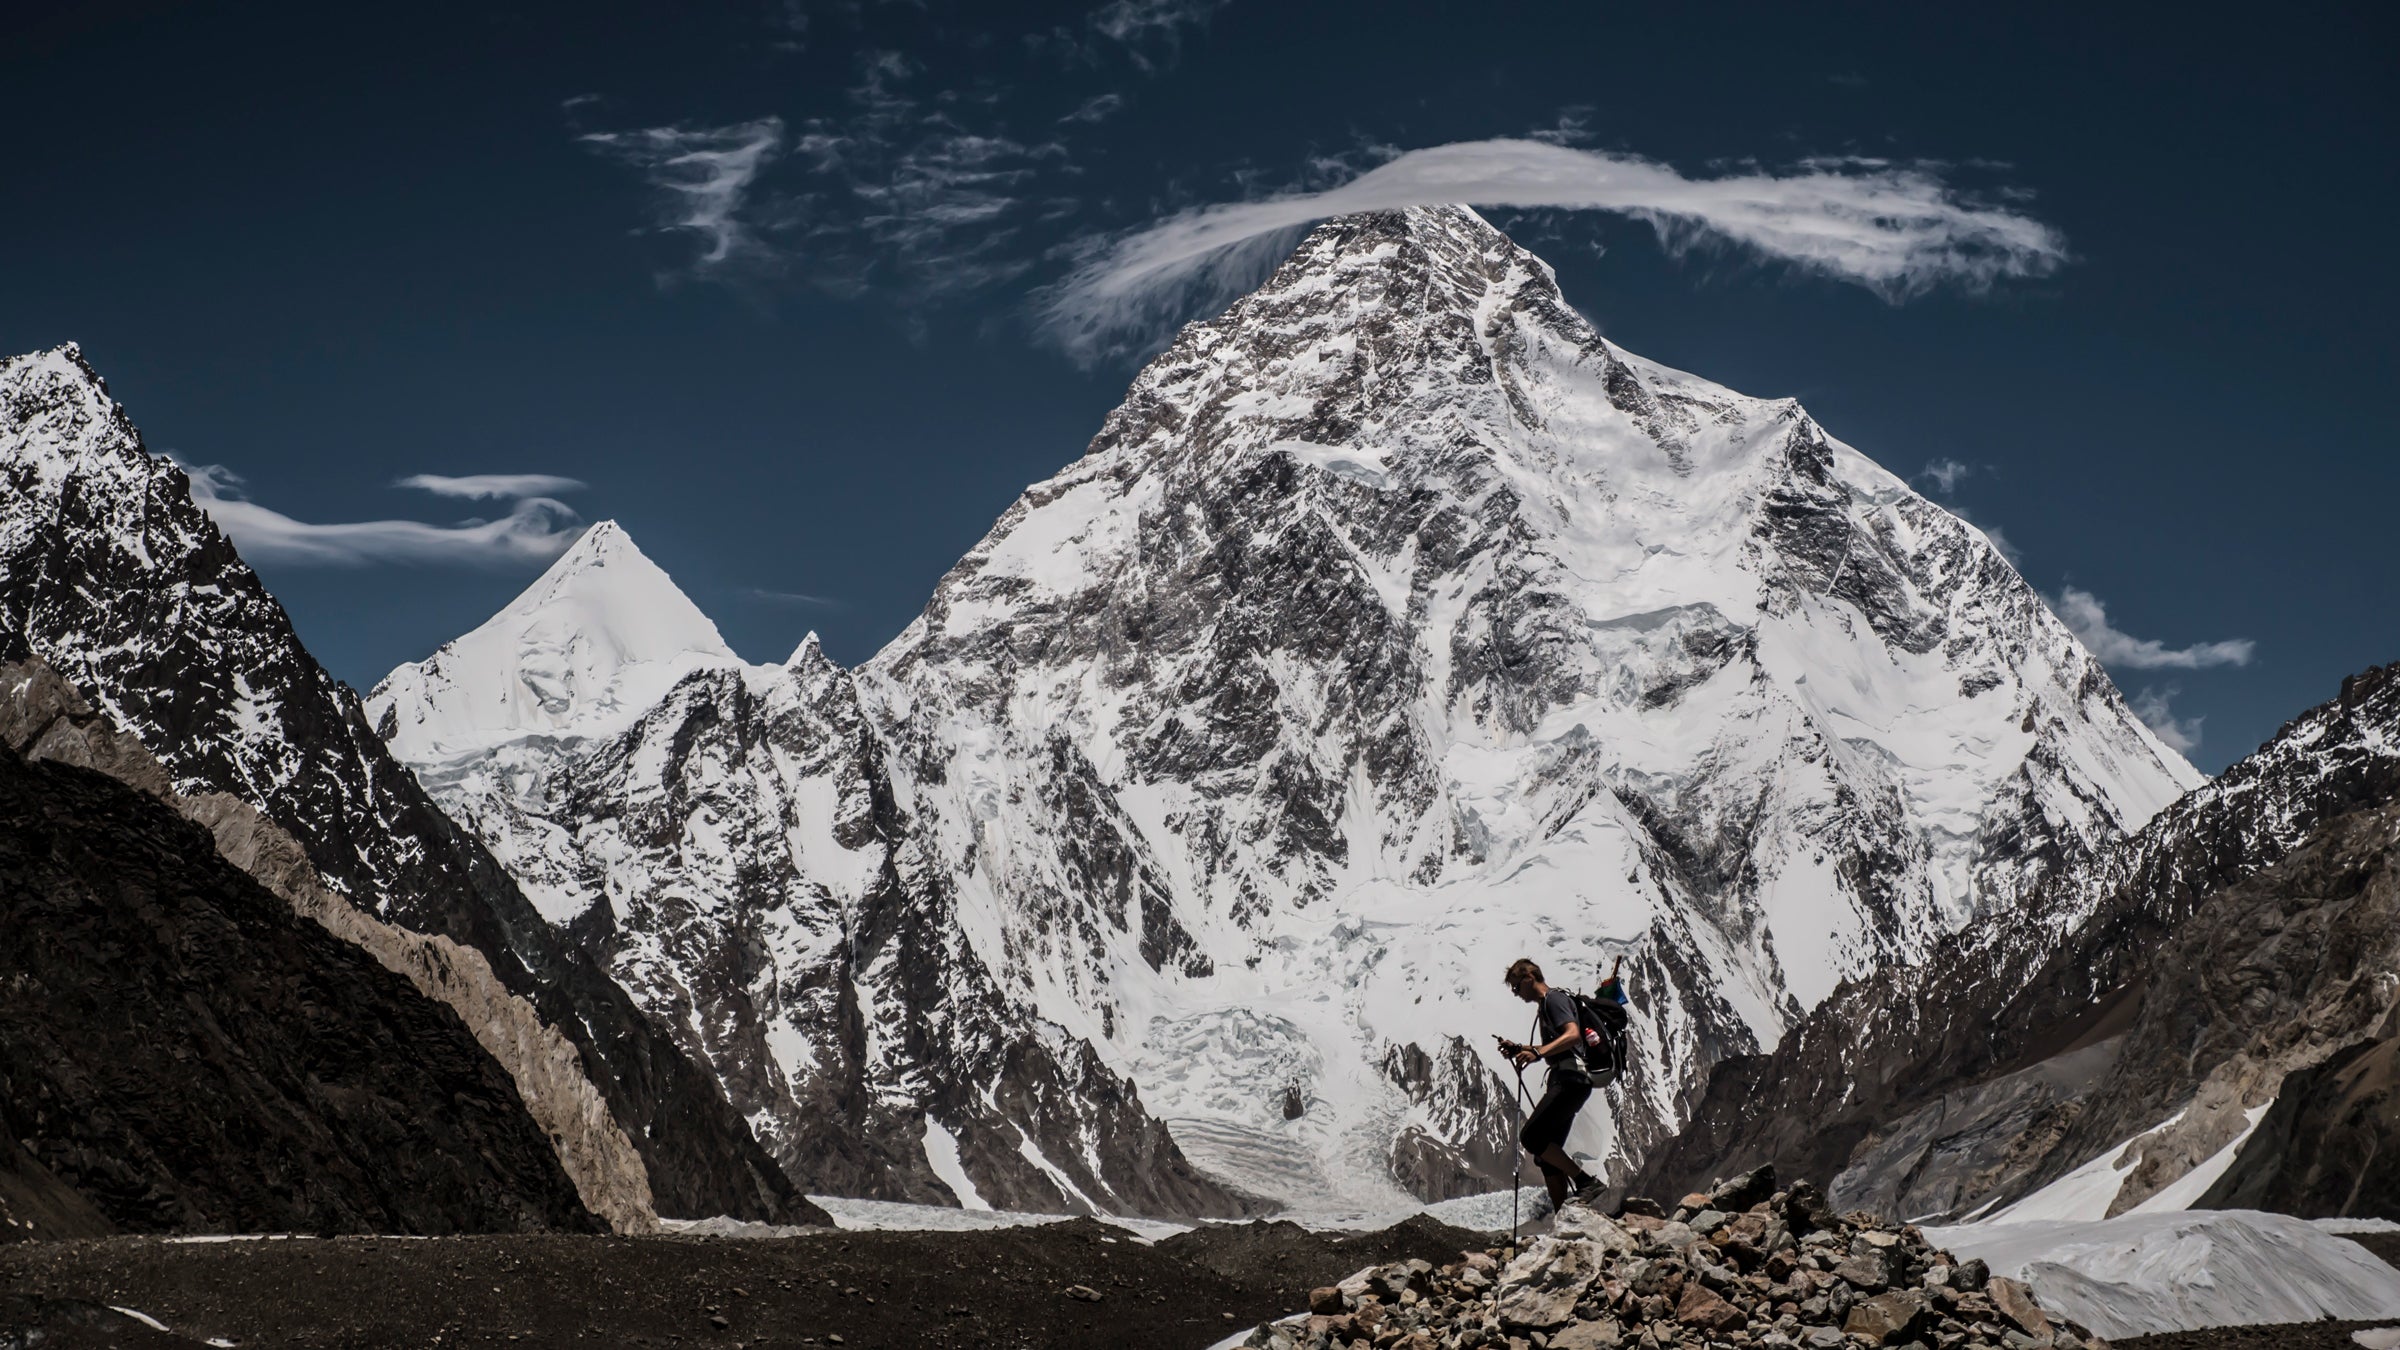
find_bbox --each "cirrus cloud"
[396,473,589,500]
[182,463,585,568]
[1038,138,2070,363]
[580,118,787,276]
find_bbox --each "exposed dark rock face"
[0,739,600,1235]
[1641,661,2400,1216]
[2203,1021,2400,1217]
[0,1109,114,1243]
[0,346,803,1223]
[363,208,2195,1214]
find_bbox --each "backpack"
[1570,988,1630,1084]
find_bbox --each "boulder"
[1711,1164,1778,1212]
[1555,1209,1640,1254]
[1832,1250,1892,1291]
[1674,1281,1746,1333]
[1842,1289,1930,1345]
[1988,1275,2053,1337]
[1495,1281,1582,1330]
[1651,1221,1702,1252]
[1781,1181,1839,1234]
[1550,1320,1625,1350]
[1496,1236,1605,1329]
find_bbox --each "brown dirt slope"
[0,741,599,1238]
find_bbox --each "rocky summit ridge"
[374,204,2201,1215]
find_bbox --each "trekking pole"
[1510,1061,1529,1258]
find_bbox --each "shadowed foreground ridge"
[0,344,805,1223]
[0,735,601,1238]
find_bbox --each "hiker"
[1497,957,1606,1211]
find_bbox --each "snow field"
[1929,1209,2400,1339]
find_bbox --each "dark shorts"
[1520,1068,1591,1161]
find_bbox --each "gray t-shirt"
[1535,988,1585,1072]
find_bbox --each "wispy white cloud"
[1060,93,1126,124]
[1090,0,1226,67]
[2129,686,2204,753]
[182,464,582,567]
[767,51,1063,307]
[1038,138,2068,362]
[580,118,787,275]
[396,473,588,500]
[2053,586,2255,670]
[745,586,840,607]
[1917,458,1973,494]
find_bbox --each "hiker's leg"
[1535,1143,1592,1186]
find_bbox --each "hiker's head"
[1504,958,1545,1002]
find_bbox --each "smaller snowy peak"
[1,344,140,491]
[368,521,740,762]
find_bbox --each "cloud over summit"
[1039,139,2071,362]
[184,465,587,568]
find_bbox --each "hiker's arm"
[1514,1022,1580,1065]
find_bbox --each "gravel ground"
[0,1215,1487,1350]
[3,1214,2394,1349]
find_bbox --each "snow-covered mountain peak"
[368,520,739,763]
[859,206,2202,1207]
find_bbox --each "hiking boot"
[1568,1177,1607,1209]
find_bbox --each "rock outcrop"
[0,729,601,1235]
[1244,1169,2107,1349]
[2203,1018,2400,1218]
[370,530,1247,1218]
[372,208,2201,1212]
[0,659,663,1234]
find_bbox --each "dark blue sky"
[6,0,2392,770]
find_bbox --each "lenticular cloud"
[1040,139,2069,362]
